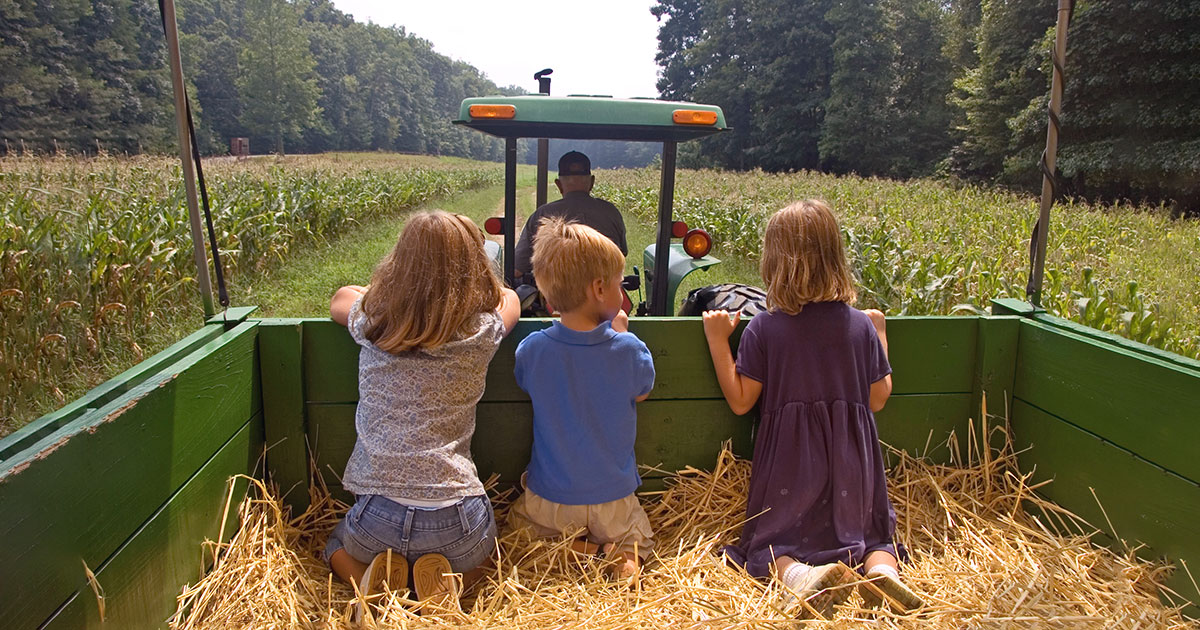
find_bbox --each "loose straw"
[170,417,1198,629]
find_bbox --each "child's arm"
[497,287,520,335]
[702,310,763,415]
[864,309,893,412]
[330,285,367,327]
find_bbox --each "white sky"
[329,1,663,99]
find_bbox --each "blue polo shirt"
[514,320,656,505]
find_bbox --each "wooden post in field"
[1028,0,1073,306]
[162,0,215,318]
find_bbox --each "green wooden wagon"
[4,3,1198,626]
[4,298,1199,628]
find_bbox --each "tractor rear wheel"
[678,283,768,317]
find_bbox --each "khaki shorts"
[509,476,655,559]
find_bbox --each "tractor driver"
[514,151,628,281]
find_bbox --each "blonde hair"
[360,211,501,353]
[531,217,625,312]
[760,199,857,314]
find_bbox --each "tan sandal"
[412,553,460,611]
[354,550,408,622]
[858,572,924,613]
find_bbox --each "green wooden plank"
[301,315,980,405]
[42,417,263,629]
[1010,400,1200,609]
[307,399,755,490]
[302,319,359,404]
[876,393,973,465]
[0,322,261,630]
[259,320,310,513]
[207,305,259,326]
[485,317,977,402]
[972,316,1021,426]
[1014,319,1200,483]
[993,298,1200,374]
[0,324,226,463]
[1032,310,1200,373]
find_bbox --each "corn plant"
[0,154,500,433]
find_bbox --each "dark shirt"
[514,191,628,276]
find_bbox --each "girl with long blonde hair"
[324,211,519,609]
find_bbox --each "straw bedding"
[170,415,1198,629]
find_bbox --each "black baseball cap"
[558,151,591,177]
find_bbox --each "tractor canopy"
[454,95,728,142]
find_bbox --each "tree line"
[0,0,523,160]
[652,0,1200,212]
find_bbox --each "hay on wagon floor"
[170,415,1199,629]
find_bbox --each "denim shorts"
[324,494,497,573]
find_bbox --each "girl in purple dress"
[702,200,923,617]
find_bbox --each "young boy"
[510,217,656,579]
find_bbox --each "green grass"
[246,173,538,317]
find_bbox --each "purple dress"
[723,302,902,578]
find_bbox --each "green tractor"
[454,91,728,316]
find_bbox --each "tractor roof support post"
[537,139,549,209]
[651,141,678,316]
[1028,0,1073,306]
[535,70,551,210]
[161,0,214,319]
[504,137,518,287]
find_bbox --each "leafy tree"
[236,0,321,155]
[820,0,893,175]
[885,0,954,177]
[1014,0,1200,211]
[949,0,1054,180]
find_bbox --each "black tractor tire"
[678,283,768,317]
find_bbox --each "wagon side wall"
[0,313,264,630]
[293,315,992,503]
[994,299,1200,611]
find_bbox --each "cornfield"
[596,168,1200,360]
[0,154,500,434]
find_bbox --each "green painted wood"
[0,322,261,630]
[306,399,754,489]
[992,298,1200,374]
[302,320,358,404]
[307,393,966,499]
[0,324,226,463]
[301,316,980,405]
[42,417,263,629]
[259,320,310,513]
[1010,399,1200,609]
[1013,319,1200,483]
[972,316,1021,428]
[990,297,1043,316]
[876,393,973,464]
[1033,311,1200,373]
[207,305,259,326]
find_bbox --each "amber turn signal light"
[469,104,516,119]
[672,109,718,125]
[683,228,712,259]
